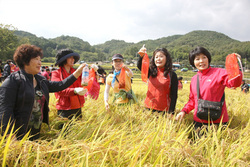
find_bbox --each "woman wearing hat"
[104,54,136,111]
[51,49,87,119]
[0,44,86,140]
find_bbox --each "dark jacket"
[0,69,77,139]
[137,55,178,114]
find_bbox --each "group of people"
[0,59,19,82]
[241,80,249,93]
[0,44,243,140]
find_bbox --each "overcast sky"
[0,0,250,45]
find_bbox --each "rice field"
[0,78,249,166]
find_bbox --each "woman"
[178,76,183,90]
[137,47,178,116]
[104,54,136,111]
[84,64,100,100]
[0,44,86,140]
[51,49,87,119]
[175,47,242,129]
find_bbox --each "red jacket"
[145,68,172,112]
[51,67,85,110]
[182,67,242,123]
[41,71,50,80]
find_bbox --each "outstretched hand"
[233,53,241,59]
[91,64,98,72]
[175,111,186,121]
[73,63,87,79]
[138,44,147,57]
[74,87,88,96]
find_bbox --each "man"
[2,59,12,81]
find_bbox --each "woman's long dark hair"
[150,48,172,78]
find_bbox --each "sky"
[0,0,250,45]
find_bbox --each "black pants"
[58,108,82,120]
[193,121,228,129]
[144,108,174,116]
[191,121,228,140]
[28,126,41,141]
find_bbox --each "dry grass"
[0,78,249,166]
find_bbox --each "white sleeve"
[104,82,111,103]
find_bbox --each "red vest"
[145,68,171,111]
[51,67,85,110]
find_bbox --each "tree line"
[1,24,250,68]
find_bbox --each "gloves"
[74,87,88,96]
[91,64,98,72]
[138,44,147,57]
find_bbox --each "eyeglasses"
[113,59,123,63]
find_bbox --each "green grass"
[0,77,249,166]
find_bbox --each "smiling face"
[24,56,42,75]
[112,59,123,71]
[194,53,209,71]
[64,56,75,68]
[154,51,167,68]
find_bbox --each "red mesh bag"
[141,52,149,83]
[119,67,126,89]
[84,68,96,91]
[225,53,240,80]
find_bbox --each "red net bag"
[84,68,96,91]
[141,52,149,83]
[119,67,126,89]
[225,53,240,80]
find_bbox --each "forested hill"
[1,25,249,66]
[95,31,250,65]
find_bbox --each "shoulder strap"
[14,71,26,111]
[197,75,200,100]
[14,72,26,82]
[115,76,119,83]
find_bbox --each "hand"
[121,64,129,71]
[74,87,88,96]
[138,44,147,57]
[175,111,186,121]
[105,101,110,111]
[91,64,98,72]
[234,53,241,59]
[73,63,87,78]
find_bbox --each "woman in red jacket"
[137,47,178,116]
[175,47,242,129]
[51,49,87,119]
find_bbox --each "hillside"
[9,30,250,66]
[94,30,249,65]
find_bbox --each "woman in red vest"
[51,49,87,119]
[137,47,178,116]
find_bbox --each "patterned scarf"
[112,70,121,88]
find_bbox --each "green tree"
[0,24,19,61]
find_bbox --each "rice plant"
[0,78,249,166]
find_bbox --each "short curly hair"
[189,46,211,68]
[13,44,43,69]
